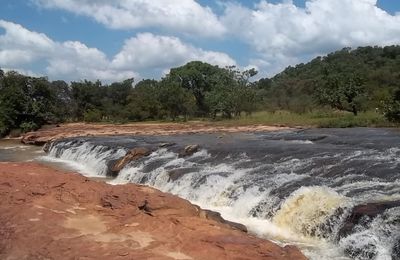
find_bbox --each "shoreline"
[20,122,296,145]
[0,162,306,259]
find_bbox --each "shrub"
[83,109,102,122]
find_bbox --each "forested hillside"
[1,46,400,136]
[258,46,400,115]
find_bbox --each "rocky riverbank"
[20,122,293,145]
[0,162,306,260]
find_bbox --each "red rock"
[0,162,307,260]
[110,147,151,175]
[20,123,294,146]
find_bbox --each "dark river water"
[1,128,399,260]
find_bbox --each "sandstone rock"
[110,147,151,176]
[19,123,292,146]
[199,208,248,233]
[0,162,306,260]
[21,134,47,146]
[179,144,199,157]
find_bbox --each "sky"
[1,0,400,82]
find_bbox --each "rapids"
[17,128,400,259]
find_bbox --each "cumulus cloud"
[221,0,400,75]
[112,33,236,71]
[0,20,136,81]
[33,0,226,38]
[0,20,235,81]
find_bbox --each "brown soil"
[0,162,306,260]
[21,122,293,145]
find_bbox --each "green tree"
[315,73,365,115]
[166,61,230,115]
[158,81,196,120]
[384,88,400,122]
[50,80,73,121]
[70,80,104,120]
[126,79,162,121]
[0,71,62,136]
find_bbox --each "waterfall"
[41,130,400,260]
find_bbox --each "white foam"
[48,141,126,177]
[287,140,314,145]
[44,139,400,260]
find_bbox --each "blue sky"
[1,0,400,82]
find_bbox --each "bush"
[384,89,400,122]
[83,109,102,122]
[20,121,39,133]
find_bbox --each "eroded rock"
[338,200,400,239]
[0,162,306,260]
[179,144,199,157]
[199,208,247,233]
[21,134,47,146]
[110,147,151,176]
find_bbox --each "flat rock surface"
[0,162,306,260]
[20,122,293,145]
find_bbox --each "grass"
[211,110,397,128]
[72,110,397,129]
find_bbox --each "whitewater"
[36,128,400,260]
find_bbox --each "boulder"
[179,144,199,157]
[110,147,151,176]
[168,168,197,181]
[42,142,52,153]
[338,200,400,239]
[21,134,47,146]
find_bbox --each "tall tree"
[384,88,400,122]
[166,61,228,115]
[315,73,365,115]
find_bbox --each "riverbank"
[215,110,394,128]
[0,162,306,260]
[20,122,294,145]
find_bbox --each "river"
[1,128,399,260]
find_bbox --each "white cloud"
[33,0,226,38]
[0,19,138,81]
[112,33,236,71]
[0,20,235,82]
[5,0,400,80]
[222,0,400,76]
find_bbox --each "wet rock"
[344,243,377,260]
[179,144,199,157]
[168,168,196,181]
[199,208,247,233]
[42,142,52,153]
[110,147,151,176]
[21,134,47,146]
[159,142,175,148]
[338,200,400,239]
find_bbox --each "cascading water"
[41,128,400,260]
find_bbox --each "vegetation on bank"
[1,45,400,136]
[215,110,392,128]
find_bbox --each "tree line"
[258,46,400,117]
[0,61,259,136]
[1,46,400,136]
